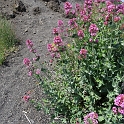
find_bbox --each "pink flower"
[82,15,90,22]
[75,3,80,11]
[47,44,53,52]
[89,24,99,36]
[118,107,124,115]
[107,4,115,12]
[89,38,93,42]
[104,21,108,25]
[80,9,86,17]
[65,9,70,15]
[36,69,40,75]
[64,2,72,10]
[84,112,98,124]
[114,94,124,108]
[23,95,30,102]
[50,53,56,58]
[26,39,33,49]
[68,18,78,28]
[23,58,30,66]
[95,39,99,43]
[114,16,121,22]
[28,71,32,76]
[30,48,36,53]
[47,44,57,52]
[52,28,59,35]
[105,14,110,21]
[80,49,87,55]
[56,53,60,58]
[58,20,64,27]
[112,107,118,114]
[49,59,53,63]
[78,30,84,39]
[53,36,63,45]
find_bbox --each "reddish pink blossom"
[64,2,72,10]
[104,21,108,25]
[118,107,124,115]
[89,38,93,42]
[116,4,124,14]
[95,39,99,43]
[52,28,59,35]
[28,71,32,76]
[89,24,99,36]
[80,9,86,17]
[50,53,56,58]
[58,20,64,27]
[47,44,57,52]
[36,69,40,75]
[53,36,63,45]
[75,3,80,11]
[30,48,36,53]
[114,16,121,22]
[112,107,118,114]
[56,53,61,58]
[107,4,115,12]
[78,30,84,39]
[49,59,53,63]
[80,49,87,55]
[23,58,30,66]
[114,94,124,108]
[84,112,98,124]
[23,95,30,102]
[65,9,70,15]
[68,18,78,28]
[105,14,111,21]
[26,39,33,49]
[82,15,90,22]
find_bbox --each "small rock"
[33,30,36,34]
[39,19,43,25]
[33,7,41,15]
[14,0,26,12]
[25,28,28,32]
[47,0,60,12]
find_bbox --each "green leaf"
[98,116,104,122]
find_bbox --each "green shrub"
[24,0,124,123]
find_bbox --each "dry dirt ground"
[0,0,83,124]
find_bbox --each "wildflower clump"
[112,94,124,115]
[24,0,124,123]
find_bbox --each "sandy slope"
[0,0,84,124]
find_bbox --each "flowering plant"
[24,0,124,123]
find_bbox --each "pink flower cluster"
[101,0,123,25]
[26,39,36,53]
[23,58,30,66]
[68,18,78,29]
[52,20,65,35]
[80,48,87,58]
[23,95,30,102]
[78,30,84,39]
[47,35,65,59]
[53,36,63,45]
[116,3,124,14]
[84,112,98,124]
[23,40,41,76]
[112,94,124,115]
[89,24,99,36]
[64,2,73,15]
